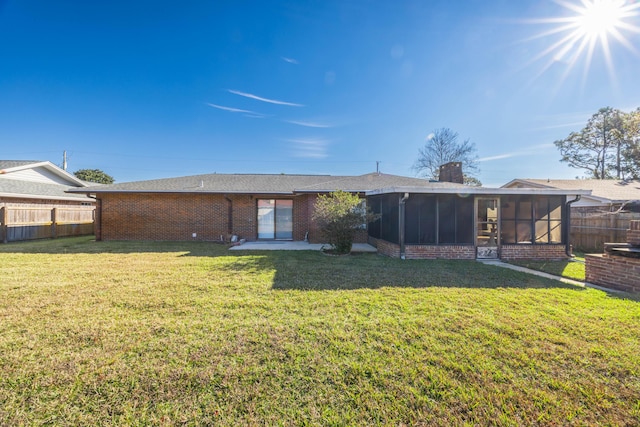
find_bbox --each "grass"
[509,253,586,281]
[1,237,639,426]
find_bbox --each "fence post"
[1,206,6,243]
[51,207,57,239]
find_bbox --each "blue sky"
[1,0,639,186]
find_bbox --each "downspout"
[224,196,233,234]
[399,193,409,260]
[565,195,581,257]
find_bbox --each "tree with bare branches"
[413,128,480,185]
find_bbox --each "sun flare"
[576,0,627,38]
[525,0,640,87]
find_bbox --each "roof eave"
[1,161,88,187]
[67,189,297,195]
[0,191,94,202]
[366,187,592,196]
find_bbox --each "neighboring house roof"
[502,179,640,204]
[0,160,41,169]
[0,179,92,202]
[0,160,92,202]
[0,160,88,187]
[68,172,449,195]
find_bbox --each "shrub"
[312,191,379,254]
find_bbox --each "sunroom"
[366,187,590,260]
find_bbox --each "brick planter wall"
[370,237,567,261]
[405,245,475,260]
[500,244,567,260]
[627,220,640,246]
[369,238,474,259]
[586,253,640,293]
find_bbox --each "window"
[368,196,382,238]
[501,196,564,244]
[258,199,293,239]
[404,194,473,245]
[405,195,436,244]
[380,194,399,243]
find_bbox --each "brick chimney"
[438,162,463,184]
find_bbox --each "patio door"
[257,199,293,240]
[476,198,499,259]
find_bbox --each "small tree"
[312,191,378,254]
[74,169,115,184]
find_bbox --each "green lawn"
[1,237,639,426]
[509,253,587,282]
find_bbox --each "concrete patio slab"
[229,241,377,253]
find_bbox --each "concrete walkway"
[229,241,378,253]
[230,244,626,294]
[478,259,625,294]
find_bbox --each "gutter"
[565,195,581,257]
[399,193,409,260]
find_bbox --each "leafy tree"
[464,176,483,187]
[554,107,636,179]
[74,169,115,184]
[622,108,640,179]
[312,190,379,255]
[413,128,480,185]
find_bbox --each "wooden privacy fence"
[570,211,640,253]
[0,206,95,243]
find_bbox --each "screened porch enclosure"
[368,194,474,245]
[368,193,567,257]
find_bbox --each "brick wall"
[97,192,368,242]
[100,193,255,241]
[586,253,640,293]
[405,245,475,259]
[438,162,464,184]
[500,244,567,260]
[627,220,640,246]
[371,237,566,260]
[369,237,400,258]
[369,237,474,259]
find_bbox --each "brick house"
[0,160,95,242]
[68,172,434,243]
[69,164,589,260]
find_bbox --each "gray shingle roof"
[68,172,447,194]
[0,160,43,170]
[0,179,91,201]
[506,179,640,202]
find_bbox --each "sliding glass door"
[257,199,293,240]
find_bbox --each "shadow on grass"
[0,235,232,257]
[0,236,592,292]
[267,251,584,291]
